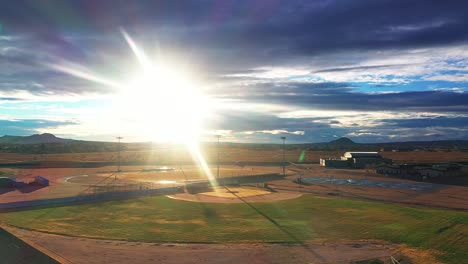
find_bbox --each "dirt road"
[3,225,397,264]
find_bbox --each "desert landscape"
[0,141,467,264]
[1,2,468,263]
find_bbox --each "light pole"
[116,136,123,175]
[281,136,286,177]
[216,135,221,179]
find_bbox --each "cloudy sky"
[0,0,467,143]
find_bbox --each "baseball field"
[0,149,467,263]
[1,193,467,263]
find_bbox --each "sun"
[109,31,211,143]
[46,30,218,184]
[47,30,211,143]
[114,62,209,143]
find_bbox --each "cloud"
[380,116,468,128]
[313,64,411,74]
[0,119,78,136]
[242,130,305,135]
[425,74,468,82]
[0,1,467,142]
[217,80,468,112]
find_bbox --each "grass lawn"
[0,195,467,263]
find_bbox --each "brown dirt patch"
[200,186,271,198]
[2,225,404,264]
[167,190,302,204]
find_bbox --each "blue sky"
[0,0,467,143]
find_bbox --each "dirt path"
[3,225,397,264]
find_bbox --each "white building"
[321,152,392,168]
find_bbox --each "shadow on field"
[0,186,184,213]
[178,165,220,221]
[0,187,15,195]
[18,185,47,194]
[223,186,326,262]
[201,205,218,220]
[0,227,58,264]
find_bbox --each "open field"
[1,195,467,263]
[0,165,278,203]
[1,148,467,166]
[1,163,467,211]
[281,164,468,210]
[382,151,468,163]
[0,147,322,164]
[0,148,467,263]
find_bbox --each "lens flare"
[187,141,218,186]
[47,29,217,186]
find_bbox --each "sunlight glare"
[187,141,218,186]
[118,31,217,186]
[114,31,210,143]
[46,30,217,187]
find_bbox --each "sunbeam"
[47,29,216,186]
[47,62,123,89]
[187,141,218,186]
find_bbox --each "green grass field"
[1,195,467,263]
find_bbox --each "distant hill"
[292,137,468,151]
[0,133,121,154]
[328,137,355,145]
[0,134,467,153]
[0,133,73,144]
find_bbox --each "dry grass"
[0,145,338,164]
[1,147,467,165]
[1,195,466,263]
[382,151,468,163]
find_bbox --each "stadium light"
[281,136,286,177]
[116,136,123,176]
[216,135,221,179]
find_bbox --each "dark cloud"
[208,111,330,132]
[206,111,352,143]
[313,64,411,73]
[2,1,468,53]
[0,97,22,101]
[381,116,468,128]
[2,1,468,84]
[219,81,468,112]
[0,1,467,142]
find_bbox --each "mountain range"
[0,133,74,144]
[0,134,467,151]
[300,137,468,151]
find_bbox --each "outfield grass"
[0,195,467,263]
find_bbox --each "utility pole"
[116,136,123,177]
[216,135,221,179]
[281,136,286,177]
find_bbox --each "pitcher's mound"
[167,186,302,203]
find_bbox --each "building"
[320,152,392,168]
[375,164,401,175]
[344,152,392,168]
[319,158,349,168]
